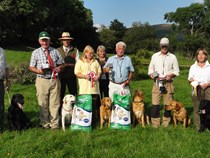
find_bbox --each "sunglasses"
[161,46,168,49]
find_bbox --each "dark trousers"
[0,80,4,132]
[92,94,100,128]
[59,77,77,115]
[99,79,109,98]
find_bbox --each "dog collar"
[62,107,72,112]
[133,100,143,103]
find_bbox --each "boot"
[162,117,171,128]
[151,118,160,128]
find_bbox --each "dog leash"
[6,89,11,105]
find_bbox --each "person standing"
[74,45,101,128]
[29,31,64,130]
[103,41,134,101]
[148,37,179,128]
[0,47,10,133]
[96,45,109,98]
[57,32,79,112]
[188,48,210,131]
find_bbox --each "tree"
[109,19,127,42]
[0,0,98,49]
[123,22,156,53]
[164,2,210,57]
[98,27,117,54]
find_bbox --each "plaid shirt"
[29,47,64,78]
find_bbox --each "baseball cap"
[39,31,50,40]
[160,37,169,46]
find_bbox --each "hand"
[201,83,209,89]
[84,74,90,80]
[37,68,46,75]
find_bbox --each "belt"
[37,76,51,80]
[110,80,126,84]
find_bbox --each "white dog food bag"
[110,93,131,130]
[70,94,92,132]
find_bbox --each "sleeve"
[148,55,155,75]
[172,56,180,76]
[29,51,37,67]
[74,60,81,75]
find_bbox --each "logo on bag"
[84,118,89,123]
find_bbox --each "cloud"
[194,0,204,3]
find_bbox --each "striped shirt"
[29,47,64,78]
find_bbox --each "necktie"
[45,49,54,69]
[65,48,68,56]
[45,49,57,80]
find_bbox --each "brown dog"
[166,100,191,128]
[132,90,149,127]
[100,97,112,129]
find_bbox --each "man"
[57,32,79,110]
[0,47,10,133]
[148,37,180,128]
[103,41,134,101]
[28,31,64,129]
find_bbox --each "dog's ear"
[63,96,67,104]
[175,102,182,111]
[101,98,105,106]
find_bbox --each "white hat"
[59,32,74,40]
[160,37,169,46]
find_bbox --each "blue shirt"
[104,55,134,83]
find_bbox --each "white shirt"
[188,61,210,84]
[148,51,179,77]
[0,47,8,79]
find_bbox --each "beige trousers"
[35,77,61,129]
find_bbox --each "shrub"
[9,63,35,84]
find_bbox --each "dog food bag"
[70,94,92,132]
[110,93,131,130]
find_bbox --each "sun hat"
[160,37,169,46]
[39,31,50,40]
[59,32,74,40]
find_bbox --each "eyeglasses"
[161,46,168,49]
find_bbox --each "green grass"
[1,50,210,157]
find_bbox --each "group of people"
[0,31,209,132]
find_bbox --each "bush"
[131,49,151,80]
[9,63,35,84]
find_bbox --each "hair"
[81,45,95,62]
[96,45,106,57]
[116,41,126,49]
[195,48,208,62]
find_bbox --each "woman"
[188,48,210,131]
[96,45,109,98]
[74,45,102,128]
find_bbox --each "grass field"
[1,49,210,157]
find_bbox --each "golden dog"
[132,90,149,127]
[100,97,112,129]
[166,100,191,128]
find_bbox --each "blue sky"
[84,0,204,27]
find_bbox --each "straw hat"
[59,32,74,40]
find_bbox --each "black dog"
[7,94,32,131]
[198,100,210,132]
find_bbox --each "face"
[62,39,71,47]
[39,38,50,49]
[85,51,94,60]
[98,49,106,58]
[116,45,125,57]
[160,45,168,54]
[197,50,207,63]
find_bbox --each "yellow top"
[75,59,102,94]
